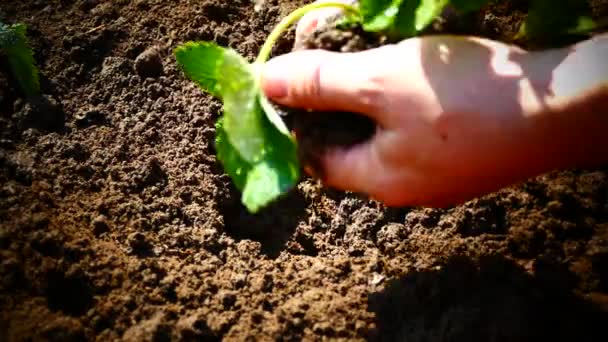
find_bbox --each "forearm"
[524,34,608,172]
[422,34,608,190]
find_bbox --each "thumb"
[261,49,386,117]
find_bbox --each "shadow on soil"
[368,255,608,342]
[220,187,308,259]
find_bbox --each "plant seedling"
[0,22,40,98]
[174,0,596,213]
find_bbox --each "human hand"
[262,9,608,207]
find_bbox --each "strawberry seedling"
[174,0,596,213]
[0,22,40,98]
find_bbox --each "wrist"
[429,35,608,189]
[519,35,608,172]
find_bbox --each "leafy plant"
[518,0,596,43]
[0,22,40,98]
[175,2,357,213]
[174,0,596,213]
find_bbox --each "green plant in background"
[174,0,597,213]
[0,21,40,98]
[518,0,597,42]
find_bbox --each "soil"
[1,1,608,341]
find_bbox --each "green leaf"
[175,41,300,213]
[242,160,294,213]
[360,0,403,33]
[242,114,300,213]
[566,16,597,35]
[258,93,290,136]
[174,41,224,97]
[450,0,490,13]
[217,49,267,162]
[410,0,449,33]
[216,102,299,212]
[359,0,449,37]
[176,42,266,162]
[215,118,252,191]
[0,23,40,97]
[524,0,595,40]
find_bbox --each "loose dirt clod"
[134,46,164,78]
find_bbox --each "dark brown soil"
[1,1,608,341]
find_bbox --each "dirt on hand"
[1,1,608,341]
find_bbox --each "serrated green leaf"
[175,41,300,213]
[218,104,299,212]
[0,22,40,97]
[359,0,394,22]
[242,160,293,212]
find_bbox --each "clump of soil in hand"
[277,21,388,178]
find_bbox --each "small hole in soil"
[46,271,94,316]
[220,187,308,258]
[294,233,319,257]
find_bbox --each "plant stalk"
[255,2,359,64]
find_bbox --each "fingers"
[319,140,382,195]
[320,142,428,208]
[261,49,388,122]
[318,130,409,205]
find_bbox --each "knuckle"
[310,60,324,98]
[355,74,388,111]
[286,58,323,102]
[292,56,325,103]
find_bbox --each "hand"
[262,12,608,207]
